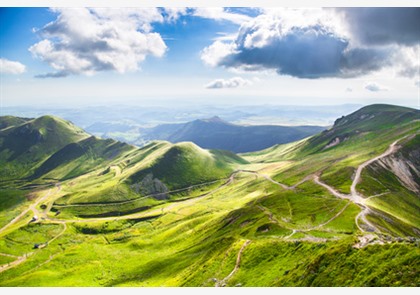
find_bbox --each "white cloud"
[193,8,251,25]
[161,7,188,22]
[201,41,238,67]
[365,82,388,92]
[206,77,253,89]
[0,58,26,74]
[29,8,167,77]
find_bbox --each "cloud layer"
[29,8,167,77]
[206,77,252,89]
[201,8,419,79]
[0,58,26,74]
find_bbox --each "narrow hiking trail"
[0,252,35,273]
[215,240,251,287]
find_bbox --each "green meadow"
[0,104,419,286]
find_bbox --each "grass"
[0,115,89,180]
[0,223,63,256]
[128,142,240,190]
[0,105,419,286]
[227,238,420,287]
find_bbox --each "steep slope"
[0,115,89,180]
[139,116,325,153]
[356,134,420,236]
[0,116,31,130]
[31,136,135,180]
[244,104,420,237]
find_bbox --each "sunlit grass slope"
[0,104,419,287]
[128,142,245,189]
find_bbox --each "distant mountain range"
[134,116,325,153]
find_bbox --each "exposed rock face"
[369,136,420,194]
[324,137,340,149]
[131,173,169,200]
[377,155,420,193]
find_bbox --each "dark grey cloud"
[207,25,393,79]
[336,8,420,46]
[224,26,348,78]
[340,47,394,77]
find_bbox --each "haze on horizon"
[0,7,419,109]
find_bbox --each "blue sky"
[0,7,419,107]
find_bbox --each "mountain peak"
[200,116,226,124]
[333,104,418,128]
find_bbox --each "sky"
[0,4,419,108]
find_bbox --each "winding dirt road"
[215,240,251,287]
[350,138,403,196]
[313,136,408,234]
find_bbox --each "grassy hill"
[0,104,419,287]
[31,136,135,180]
[128,142,246,190]
[0,115,89,180]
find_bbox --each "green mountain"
[0,116,31,130]
[0,104,419,287]
[0,115,89,180]
[128,142,247,190]
[138,116,325,153]
[30,136,135,181]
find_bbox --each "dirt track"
[215,240,251,287]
